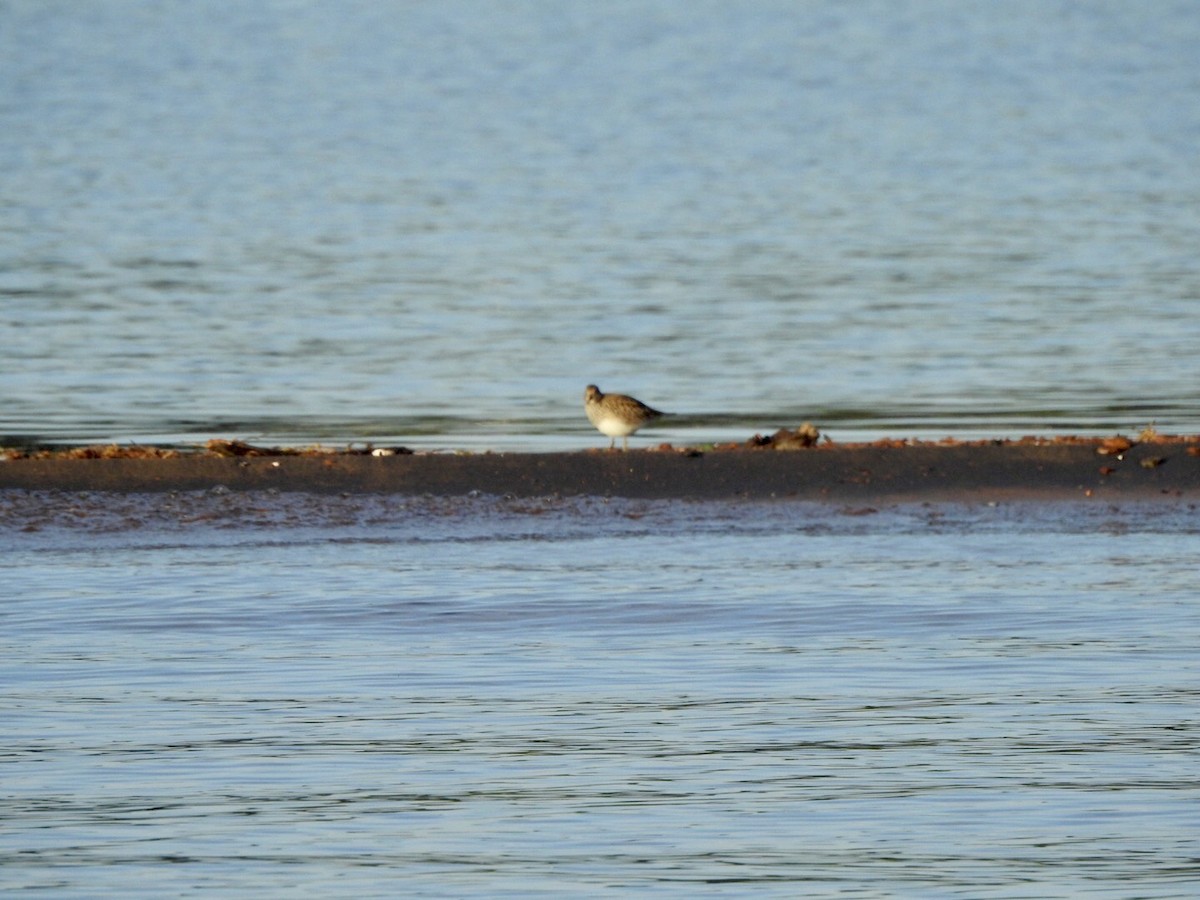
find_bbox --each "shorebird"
[583,384,664,450]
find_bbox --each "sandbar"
[2,435,1198,502]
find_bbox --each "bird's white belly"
[588,410,638,437]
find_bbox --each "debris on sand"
[747,422,823,450]
[204,439,304,458]
[1096,436,1134,456]
[1,444,182,461]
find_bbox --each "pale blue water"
[3,493,1200,896]
[4,2,1200,895]
[2,0,1199,449]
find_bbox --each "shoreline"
[2,436,1199,502]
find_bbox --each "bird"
[583,384,664,450]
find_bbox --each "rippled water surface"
[3,1,1200,449]
[4,2,1200,895]
[3,493,1200,896]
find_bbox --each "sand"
[2,436,1198,502]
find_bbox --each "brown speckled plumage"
[584,384,664,450]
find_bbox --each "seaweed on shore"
[3,430,1199,461]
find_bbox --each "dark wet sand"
[3,439,1199,501]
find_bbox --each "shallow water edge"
[4,489,1199,552]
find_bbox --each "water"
[3,493,1200,896]
[3,1,1200,450]
[4,3,1200,895]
